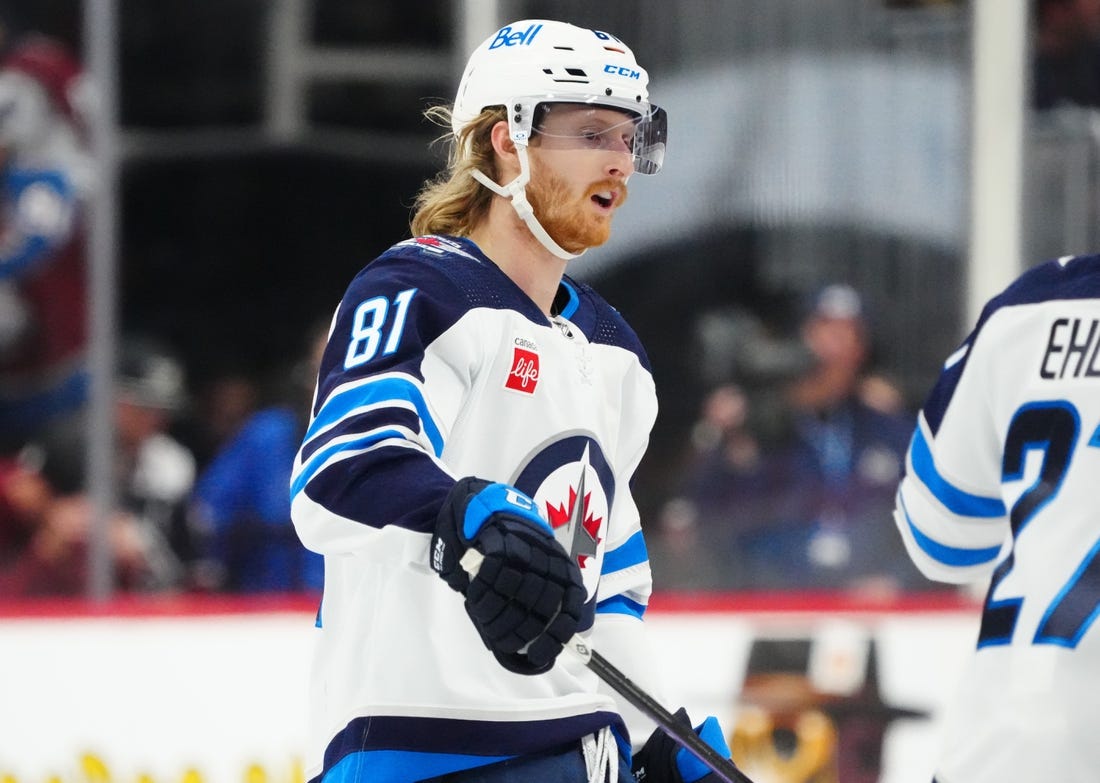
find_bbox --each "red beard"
[526,164,628,254]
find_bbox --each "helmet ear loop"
[471,128,582,261]
[469,115,531,204]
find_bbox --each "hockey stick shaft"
[570,638,755,783]
[459,550,754,783]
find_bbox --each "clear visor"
[527,102,667,175]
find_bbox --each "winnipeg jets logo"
[511,434,616,611]
[545,449,602,568]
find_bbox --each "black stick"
[459,550,754,782]
[577,641,756,783]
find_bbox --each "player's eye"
[578,127,604,146]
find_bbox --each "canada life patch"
[505,345,540,394]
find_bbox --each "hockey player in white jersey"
[291,19,731,783]
[894,254,1100,783]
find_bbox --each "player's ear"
[489,120,520,178]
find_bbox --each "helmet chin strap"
[471,144,584,261]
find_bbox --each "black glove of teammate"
[632,708,732,783]
[432,477,586,675]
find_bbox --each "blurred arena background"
[1,0,1092,781]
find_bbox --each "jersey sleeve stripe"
[300,406,421,463]
[294,443,452,534]
[306,374,444,457]
[897,493,1003,567]
[909,424,1006,517]
[943,343,970,370]
[595,594,646,619]
[600,530,648,575]
[291,427,415,500]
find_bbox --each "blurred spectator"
[657,285,930,595]
[1033,0,1100,110]
[174,369,259,471]
[0,34,92,454]
[772,285,921,594]
[0,449,49,571]
[652,382,787,590]
[187,321,327,593]
[0,426,150,596]
[112,336,196,589]
[0,337,195,596]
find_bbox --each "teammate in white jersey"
[894,254,1100,783]
[291,19,730,783]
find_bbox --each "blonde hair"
[410,105,506,238]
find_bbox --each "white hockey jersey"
[894,254,1100,783]
[291,235,661,782]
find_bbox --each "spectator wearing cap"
[0,424,152,596]
[112,336,196,589]
[747,285,924,594]
[655,285,932,595]
[0,33,91,453]
[0,337,195,595]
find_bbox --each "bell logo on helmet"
[603,65,642,80]
[488,23,543,50]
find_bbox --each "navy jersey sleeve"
[291,243,478,553]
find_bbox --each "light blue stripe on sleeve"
[306,376,444,456]
[898,494,1003,567]
[290,428,405,500]
[909,426,1006,518]
[601,531,648,575]
[595,594,646,619]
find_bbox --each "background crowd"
[2,0,1099,599]
[0,25,918,598]
[0,325,327,596]
[651,284,923,597]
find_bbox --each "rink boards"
[0,592,980,783]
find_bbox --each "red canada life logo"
[505,347,540,393]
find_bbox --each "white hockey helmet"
[452,20,667,259]
[453,19,666,175]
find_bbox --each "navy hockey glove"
[432,477,585,675]
[632,709,732,783]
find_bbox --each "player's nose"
[604,148,634,179]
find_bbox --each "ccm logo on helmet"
[592,30,623,43]
[603,65,642,79]
[488,23,542,49]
